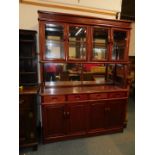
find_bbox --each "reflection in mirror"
[115,64,125,86]
[83,63,106,82]
[45,24,64,59]
[43,63,118,85]
[107,64,115,83]
[106,64,126,86]
[92,27,108,60]
[112,31,127,60]
[43,63,83,83]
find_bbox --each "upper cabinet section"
[38,11,131,63]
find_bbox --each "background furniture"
[19,30,38,149]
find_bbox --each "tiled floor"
[20,97,135,155]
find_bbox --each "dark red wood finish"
[38,11,131,143]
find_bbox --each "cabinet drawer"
[43,95,65,103]
[19,95,35,108]
[67,94,88,101]
[108,92,126,98]
[89,93,108,100]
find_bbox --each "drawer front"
[43,95,65,103]
[19,95,35,109]
[67,94,88,101]
[89,93,108,100]
[108,92,126,98]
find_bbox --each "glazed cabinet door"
[104,100,126,129]
[67,25,88,61]
[91,27,109,61]
[111,29,129,61]
[89,101,106,132]
[41,22,66,61]
[42,103,66,140]
[67,102,88,135]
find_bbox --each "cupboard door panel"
[104,100,126,129]
[42,104,66,138]
[68,103,87,134]
[89,101,106,131]
[19,109,36,145]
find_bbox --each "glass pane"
[45,23,64,59]
[69,42,86,59]
[69,26,86,42]
[83,64,106,81]
[92,27,108,60]
[112,31,127,60]
[68,26,87,60]
[43,63,82,82]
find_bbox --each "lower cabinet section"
[42,98,127,143]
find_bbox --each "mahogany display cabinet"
[38,11,131,143]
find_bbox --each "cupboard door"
[44,23,66,60]
[68,25,88,61]
[42,104,66,139]
[19,109,36,145]
[111,29,128,61]
[92,27,109,61]
[89,101,106,131]
[67,102,87,135]
[104,100,126,129]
